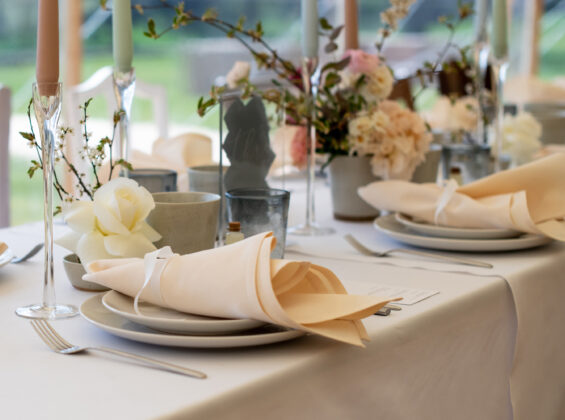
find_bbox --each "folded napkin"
[102,133,213,191]
[84,232,397,346]
[358,153,565,240]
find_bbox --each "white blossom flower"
[56,177,161,269]
[495,112,542,165]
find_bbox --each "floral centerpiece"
[131,0,476,182]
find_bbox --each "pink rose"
[290,126,308,168]
[344,49,380,74]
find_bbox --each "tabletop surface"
[1,180,564,420]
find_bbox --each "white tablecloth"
[1,181,564,420]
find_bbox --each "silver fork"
[11,243,44,264]
[30,320,206,379]
[344,234,493,269]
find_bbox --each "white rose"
[56,178,161,269]
[226,61,251,89]
[491,112,542,165]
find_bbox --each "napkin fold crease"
[84,232,397,346]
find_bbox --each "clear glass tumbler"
[225,188,290,258]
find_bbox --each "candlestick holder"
[491,57,509,172]
[113,68,136,167]
[288,57,334,236]
[15,82,78,319]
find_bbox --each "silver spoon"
[11,243,44,264]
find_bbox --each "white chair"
[0,85,10,227]
[64,66,169,194]
[67,66,169,139]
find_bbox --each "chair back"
[67,66,169,139]
[0,85,10,227]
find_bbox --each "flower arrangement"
[20,98,161,268]
[348,100,432,179]
[20,98,132,212]
[126,0,472,179]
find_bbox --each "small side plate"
[375,215,552,252]
[102,291,265,336]
[395,213,521,240]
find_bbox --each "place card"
[365,284,439,305]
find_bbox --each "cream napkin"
[358,153,565,241]
[84,232,397,347]
[102,133,213,191]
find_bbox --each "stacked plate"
[80,291,304,348]
[373,213,552,252]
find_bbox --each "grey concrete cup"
[328,155,381,221]
[63,254,110,292]
[188,165,227,194]
[147,192,220,255]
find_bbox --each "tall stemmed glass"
[113,68,136,167]
[491,57,508,172]
[288,57,334,236]
[473,1,490,145]
[15,82,78,319]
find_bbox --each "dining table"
[1,178,564,420]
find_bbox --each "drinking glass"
[16,82,78,319]
[226,188,290,258]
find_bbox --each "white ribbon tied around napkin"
[434,179,459,226]
[133,247,178,315]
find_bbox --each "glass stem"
[302,57,319,229]
[492,60,508,172]
[41,119,56,308]
[305,119,316,228]
[473,41,490,144]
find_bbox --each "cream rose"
[498,112,542,165]
[360,65,394,103]
[56,178,161,269]
[226,61,251,89]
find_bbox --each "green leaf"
[202,8,218,21]
[329,25,344,41]
[324,41,338,53]
[324,72,341,89]
[321,56,350,73]
[319,17,332,30]
[115,159,133,171]
[19,132,35,141]
[236,15,246,30]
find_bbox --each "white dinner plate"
[375,214,552,252]
[0,247,13,269]
[102,290,265,335]
[81,294,305,348]
[394,213,522,240]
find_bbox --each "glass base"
[288,223,335,236]
[15,303,79,320]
